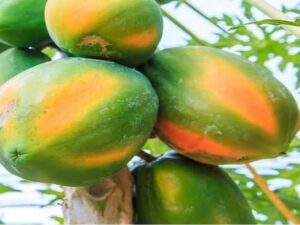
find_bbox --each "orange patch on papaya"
[67,145,133,168]
[36,73,120,138]
[46,0,114,35]
[120,29,158,49]
[157,119,242,157]
[202,58,277,136]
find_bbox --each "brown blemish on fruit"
[78,35,111,56]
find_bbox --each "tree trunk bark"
[62,167,134,224]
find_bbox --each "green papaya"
[139,46,299,165]
[134,152,256,224]
[0,58,158,186]
[0,43,9,53]
[0,48,50,85]
[156,0,174,4]
[0,0,51,47]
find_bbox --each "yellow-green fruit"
[45,0,163,67]
[0,58,158,186]
[140,46,299,165]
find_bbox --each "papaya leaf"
[289,137,300,149]
[230,19,300,30]
[38,186,64,207]
[0,184,19,194]
[38,188,63,198]
[202,0,300,88]
[50,216,64,224]
[42,46,58,58]
[143,138,169,156]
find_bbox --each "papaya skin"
[0,0,51,47]
[156,0,174,4]
[0,43,9,53]
[0,48,50,86]
[139,46,299,165]
[0,58,158,186]
[45,0,163,67]
[134,152,256,224]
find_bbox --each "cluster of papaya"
[0,0,298,224]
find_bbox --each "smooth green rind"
[0,0,51,47]
[0,43,9,53]
[139,46,299,164]
[134,152,256,224]
[45,0,163,67]
[0,48,50,85]
[0,58,158,186]
[156,0,175,4]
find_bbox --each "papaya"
[0,43,9,53]
[0,0,50,47]
[139,46,299,165]
[45,0,163,67]
[0,58,158,186]
[134,152,256,224]
[0,48,50,86]
[156,0,174,4]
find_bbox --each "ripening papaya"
[139,46,299,165]
[0,58,158,186]
[45,0,163,67]
[0,48,50,86]
[0,0,50,47]
[134,152,256,224]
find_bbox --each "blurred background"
[0,0,299,223]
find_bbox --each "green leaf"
[289,137,300,149]
[42,46,58,58]
[50,216,64,224]
[143,138,169,156]
[230,19,300,30]
[38,188,64,200]
[0,184,19,194]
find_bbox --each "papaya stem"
[246,163,300,224]
[161,8,210,46]
[244,0,300,38]
[63,167,133,224]
[137,150,157,163]
[183,1,228,34]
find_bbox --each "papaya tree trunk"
[62,167,134,224]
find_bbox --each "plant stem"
[246,163,300,224]
[245,0,300,38]
[63,167,133,224]
[161,8,210,46]
[137,150,157,163]
[184,1,228,34]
